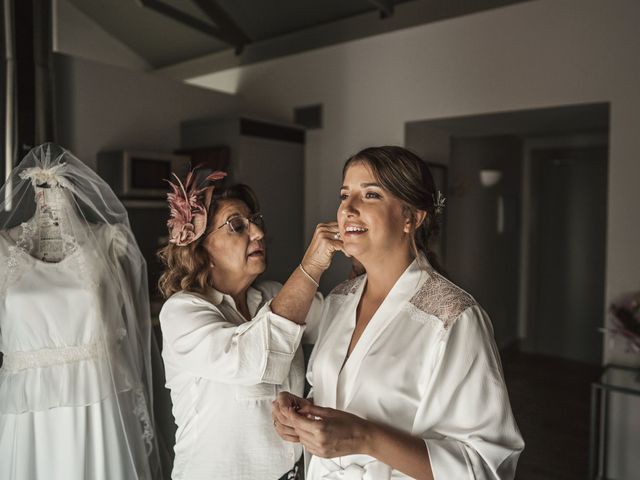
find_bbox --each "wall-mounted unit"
[96,150,189,198]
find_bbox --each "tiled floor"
[501,349,601,480]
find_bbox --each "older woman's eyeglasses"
[214,213,265,234]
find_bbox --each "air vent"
[294,104,323,130]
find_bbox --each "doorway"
[526,145,608,365]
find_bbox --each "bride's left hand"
[272,391,312,443]
[290,403,373,458]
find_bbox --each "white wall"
[447,136,523,349]
[54,53,239,170]
[53,0,151,71]
[52,0,241,167]
[190,0,640,366]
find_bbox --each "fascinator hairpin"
[166,170,227,247]
[433,191,446,215]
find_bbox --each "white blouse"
[305,258,524,480]
[160,281,305,480]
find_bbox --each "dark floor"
[501,348,601,480]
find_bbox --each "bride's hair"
[343,146,444,274]
[157,183,260,298]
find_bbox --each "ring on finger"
[334,232,341,240]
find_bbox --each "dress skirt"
[0,395,134,480]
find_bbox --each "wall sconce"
[478,169,505,234]
[479,169,502,187]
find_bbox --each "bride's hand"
[290,403,372,458]
[301,222,344,283]
[272,392,313,443]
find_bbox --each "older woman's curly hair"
[157,183,260,298]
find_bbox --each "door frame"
[519,134,609,360]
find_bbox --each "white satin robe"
[305,258,524,480]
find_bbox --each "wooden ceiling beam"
[136,0,247,51]
[368,0,394,18]
[193,0,251,49]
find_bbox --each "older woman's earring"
[209,262,214,268]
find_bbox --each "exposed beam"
[136,0,246,50]
[193,0,250,49]
[156,0,536,80]
[368,0,394,18]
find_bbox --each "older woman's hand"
[290,403,372,458]
[272,391,313,443]
[301,222,343,282]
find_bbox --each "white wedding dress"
[0,221,150,479]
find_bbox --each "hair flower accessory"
[166,170,227,246]
[433,190,446,215]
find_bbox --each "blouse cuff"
[424,438,470,480]
[261,308,305,384]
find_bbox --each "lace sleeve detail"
[329,274,365,296]
[409,271,476,330]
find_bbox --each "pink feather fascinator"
[166,170,227,246]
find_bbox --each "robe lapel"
[316,278,365,409]
[338,260,425,409]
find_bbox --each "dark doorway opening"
[527,146,607,365]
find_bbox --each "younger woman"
[273,146,524,480]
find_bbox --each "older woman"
[273,147,524,480]
[157,172,340,480]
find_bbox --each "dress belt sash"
[1,340,103,373]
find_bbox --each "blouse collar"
[204,284,264,317]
